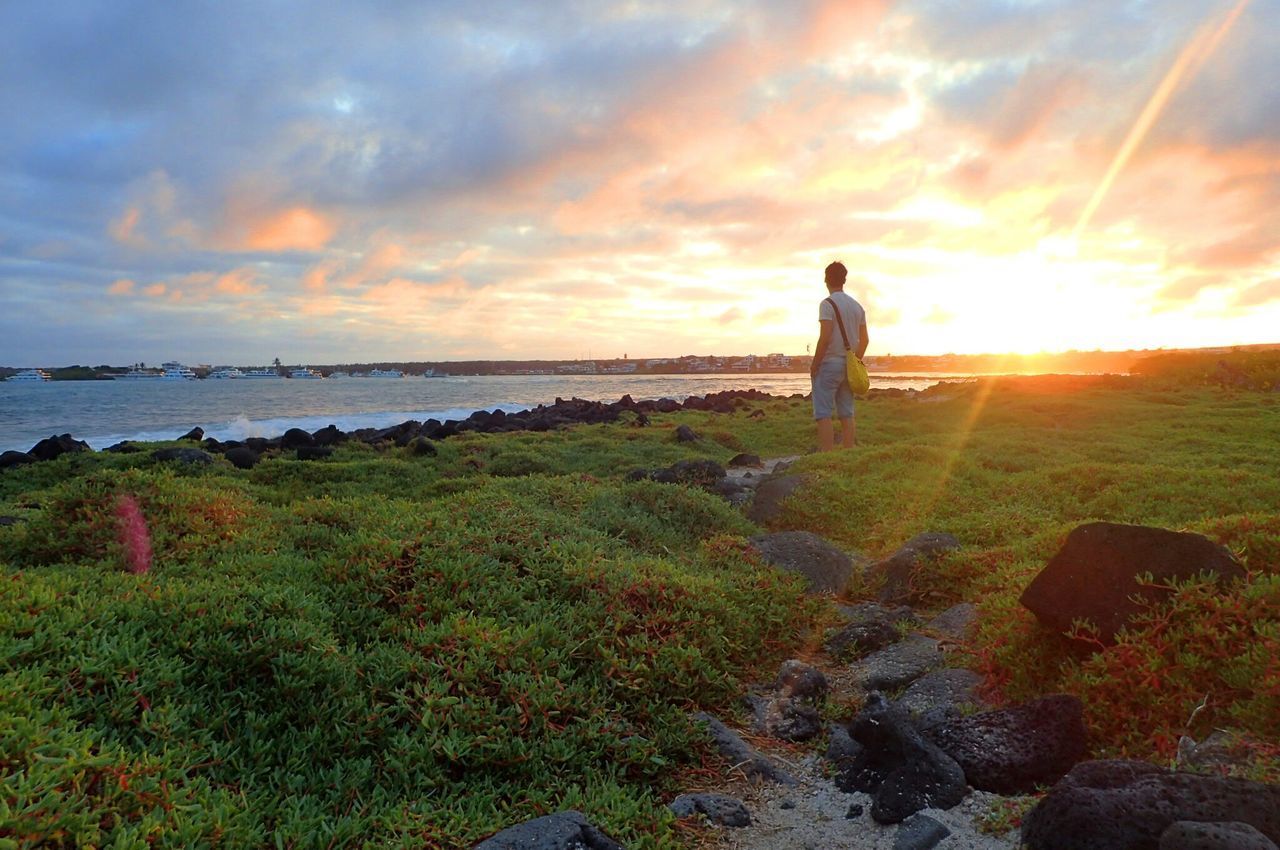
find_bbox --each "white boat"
[118,367,162,379]
[208,368,244,379]
[422,368,449,378]
[367,368,403,378]
[289,367,324,379]
[162,365,198,380]
[242,369,282,378]
[8,369,51,382]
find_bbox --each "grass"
[2,373,1278,846]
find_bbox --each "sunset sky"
[2,0,1278,365]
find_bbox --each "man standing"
[809,261,868,451]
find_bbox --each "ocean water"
[0,372,968,454]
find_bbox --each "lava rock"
[711,477,752,506]
[754,696,822,742]
[853,634,943,691]
[296,446,334,461]
[775,659,829,701]
[411,437,438,456]
[897,668,984,718]
[669,793,751,827]
[1020,522,1245,645]
[836,694,968,824]
[1021,759,1280,850]
[178,426,204,442]
[1160,820,1278,850]
[925,602,979,640]
[826,723,865,770]
[668,458,725,486]
[825,602,917,659]
[224,446,261,470]
[895,814,951,850]
[280,427,317,449]
[871,532,961,604]
[311,424,347,446]
[745,474,808,524]
[0,451,35,469]
[748,531,854,595]
[152,447,214,465]
[674,424,700,442]
[28,434,92,462]
[925,694,1087,794]
[104,441,143,453]
[473,810,626,849]
[693,712,797,785]
[727,453,763,467]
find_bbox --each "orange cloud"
[302,260,336,293]
[143,283,167,297]
[110,207,143,245]
[245,207,335,251]
[340,242,405,288]
[108,278,135,295]
[215,268,263,295]
[1236,279,1280,307]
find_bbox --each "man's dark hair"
[824,261,847,287]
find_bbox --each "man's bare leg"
[840,416,856,448]
[816,418,835,452]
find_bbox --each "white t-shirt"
[819,290,865,362]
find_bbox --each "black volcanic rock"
[224,446,261,469]
[1020,522,1245,644]
[29,434,91,462]
[296,446,334,461]
[311,424,347,446]
[280,428,316,449]
[0,451,36,469]
[871,532,961,604]
[836,693,967,824]
[178,426,204,442]
[1021,759,1280,850]
[473,810,625,850]
[924,694,1087,794]
[152,447,214,465]
[749,531,854,595]
[674,424,700,442]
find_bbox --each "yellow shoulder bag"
[825,297,870,395]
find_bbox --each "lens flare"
[1072,0,1252,242]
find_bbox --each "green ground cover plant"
[2,375,1277,846]
[0,434,819,848]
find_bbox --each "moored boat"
[242,369,283,378]
[367,368,403,378]
[118,368,162,379]
[7,369,52,382]
[209,367,245,379]
[289,367,324,379]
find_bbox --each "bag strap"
[825,297,853,352]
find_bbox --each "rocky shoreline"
[0,388,834,471]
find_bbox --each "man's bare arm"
[811,320,833,375]
[857,322,868,360]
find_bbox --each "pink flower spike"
[115,495,153,575]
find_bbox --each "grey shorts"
[812,357,855,420]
